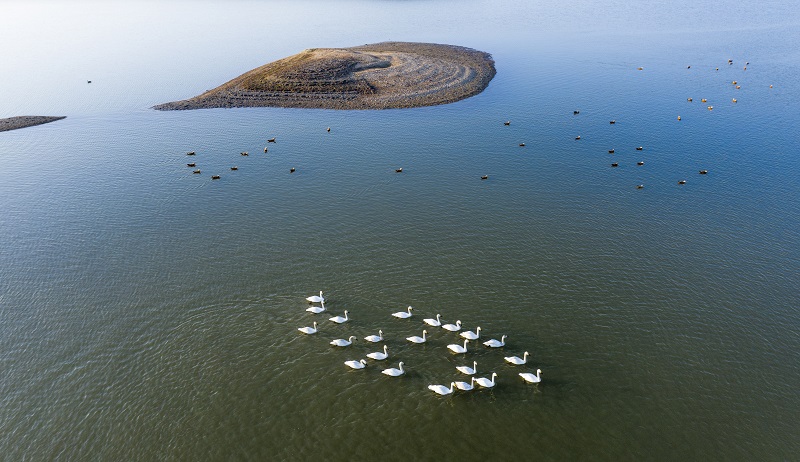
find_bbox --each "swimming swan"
[306,291,325,303]
[455,377,477,391]
[330,335,356,347]
[306,300,326,314]
[441,320,462,332]
[329,310,349,324]
[367,345,389,360]
[363,330,383,343]
[448,339,469,354]
[392,306,413,319]
[298,322,318,335]
[428,382,456,396]
[456,361,478,375]
[382,362,405,377]
[519,369,543,384]
[407,330,427,344]
[504,351,529,365]
[423,314,442,327]
[460,326,481,340]
[483,335,507,348]
[475,372,498,388]
[344,359,367,370]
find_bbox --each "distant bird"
[441,320,462,332]
[455,377,477,391]
[230,166,238,171]
[345,359,367,370]
[483,335,507,348]
[187,163,196,167]
[736,85,741,89]
[87,80,92,83]
[504,351,529,365]
[573,110,580,115]
[264,147,268,153]
[306,300,326,314]
[732,81,737,85]
[193,169,201,174]
[395,168,403,173]
[290,168,296,173]
[267,138,276,143]
[406,330,427,344]
[637,184,644,189]
[707,106,714,111]
[367,345,389,360]
[211,175,220,180]
[701,99,707,103]
[481,175,489,180]
[504,121,510,126]
[307,291,325,303]
[687,65,691,69]
[770,85,773,88]
[611,163,619,167]
[327,127,331,132]
[678,180,686,185]
[475,372,498,388]
[519,369,543,384]
[298,322,318,335]
[448,339,469,354]
[330,336,356,347]
[423,314,442,327]
[716,68,719,71]
[699,170,708,174]
[636,146,643,151]
[608,149,615,154]
[610,120,616,124]
[732,98,737,103]
[329,310,349,324]
[392,306,413,319]
[187,151,196,156]
[364,330,383,343]
[241,152,249,156]
[677,116,682,121]
[575,135,581,140]
[687,98,693,102]
[428,382,456,396]
[637,67,643,70]
[460,326,481,340]
[637,161,644,166]
[456,361,478,375]
[381,362,405,377]
[519,143,525,147]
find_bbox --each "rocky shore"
[154,42,496,110]
[0,116,66,132]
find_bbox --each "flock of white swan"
[298,291,542,396]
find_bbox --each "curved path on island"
[154,42,496,110]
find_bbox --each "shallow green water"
[1,1,799,460]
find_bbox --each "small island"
[0,116,66,132]
[154,42,496,110]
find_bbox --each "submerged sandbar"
[0,116,66,132]
[154,42,496,110]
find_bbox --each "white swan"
[441,320,462,332]
[519,369,542,384]
[407,330,427,344]
[382,362,405,377]
[447,339,469,354]
[363,330,383,343]
[428,382,456,396]
[330,335,356,347]
[456,361,477,375]
[504,351,529,365]
[306,291,325,303]
[344,359,367,370]
[329,310,349,324]
[367,345,389,360]
[423,314,442,327]
[306,300,326,314]
[392,306,413,319]
[483,334,507,348]
[455,377,476,391]
[475,372,498,388]
[460,326,481,340]
[297,322,318,335]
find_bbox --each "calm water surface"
[1,1,799,460]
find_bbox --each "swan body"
[504,351,529,365]
[441,320,462,332]
[428,382,456,396]
[455,377,477,391]
[306,300,326,314]
[519,369,542,384]
[392,306,413,319]
[367,345,389,360]
[344,359,367,370]
[330,335,356,347]
[363,330,383,343]
[306,291,325,303]
[407,330,427,344]
[329,310,349,324]
[475,372,498,388]
[382,362,405,377]
[297,322,318,335]
[456,361,478,375]
[460,326,481,340]
[423,314,442,327]
[483,334,507,348]
[448,339,469,354]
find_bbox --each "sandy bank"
[0,116,66,132]
[154,42,495,110]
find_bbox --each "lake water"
[1,1,799,460]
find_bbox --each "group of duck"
[183,137,284,179]
[298,291,543,397]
